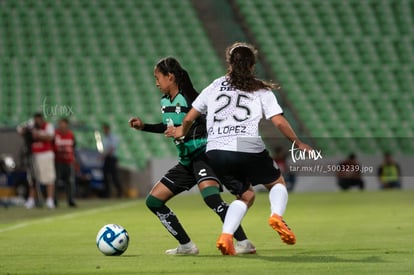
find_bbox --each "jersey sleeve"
[142,123,167,133]
[192,84,211,114]
[261,90,283,119]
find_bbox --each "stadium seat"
[236,0,414,154]
[0,0,223,169]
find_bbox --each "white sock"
[237,239,249,245]
[222,200,248,235]
[269,183,288,216]
[181,241,194,249]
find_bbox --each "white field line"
[0,201,137,233]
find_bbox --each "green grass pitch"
[0,190,413,274]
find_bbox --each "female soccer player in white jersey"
[166,43,312,255]
[129,57,254,255]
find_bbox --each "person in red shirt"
[54,118,77,207]
[18,113,56,209]
[336,153,364,191]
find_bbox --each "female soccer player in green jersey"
[129,57,254,255]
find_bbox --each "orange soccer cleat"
[268,214,296,245]
[216,233,236,255]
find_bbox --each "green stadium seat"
[0,0,224,168]
[236,0,414,154]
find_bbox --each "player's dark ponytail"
[155,57,199,103]
[226,42,280,92]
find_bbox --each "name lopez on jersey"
[208,125,247,135]
[207,80,250,136]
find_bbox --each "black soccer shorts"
[206,149,281,196]
[160,153,221,195]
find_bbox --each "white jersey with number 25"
[192,76,283,153]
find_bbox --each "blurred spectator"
[102,123,122,198]
[273,146,296,192]
[17,118,36,200]
[377,152,401,189]
[336,153,364,191]
[18,112,56,209]
[54,118,77,207]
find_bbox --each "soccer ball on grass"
[96,224,129,256]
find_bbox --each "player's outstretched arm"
[271,114,312,151]
[129,117,166,133]
[129,117,145,130]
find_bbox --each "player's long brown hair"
[226,42,279,92]
[155,57,198,102]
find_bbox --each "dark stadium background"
[0,0,413,198]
